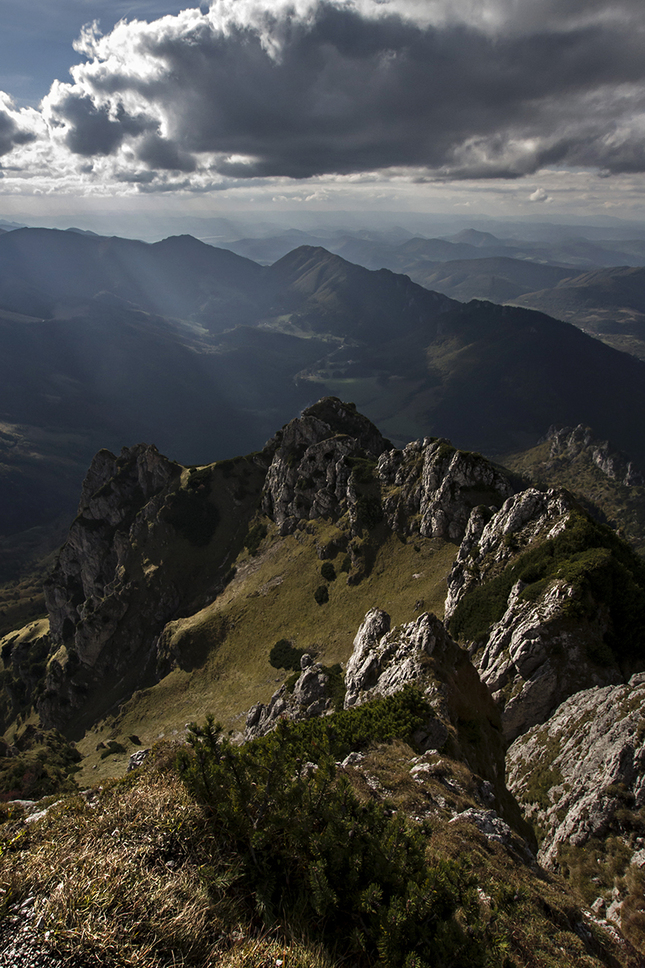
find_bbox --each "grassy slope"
[74,522,457,784]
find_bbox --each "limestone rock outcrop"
[341,607,532,836]
[377,438,515,542]
[507,674,645,872]
[444,488,631,741]
[344,608,450,715]
[546,425,645,488]
[39,444,182,730]
[243,604,525,829]
[261,398,515,548]
[245,654,332,740]
[261,396,390,535]
[343,607,494,755]
[475,580,622,742]
[45,444,180,653]
[445,487,575,620]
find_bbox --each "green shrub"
[244,521,267,556]
[255,685,435,763]
[285,672,300,693]
[178,692,489,966]
[314,585,329,605]
[320,562,336,582]
[0,727,81,799]
[320,662,345,710]
[269,639,305,672]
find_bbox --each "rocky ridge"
[507,673,645,869]
[3,397,519,734]
[261,400,516,585]
[546,425,645,488]
[507,674,645,938]
[27,441,268,734]
[2,397,645,961]
[444,487,642,740]
[444,486,576,619]
[38,444,184,732]
[377,437,515,542]
[7,399,642,750]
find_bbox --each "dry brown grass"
[0,737,641,968]
[0,758,335,968]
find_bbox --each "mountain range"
[225,225,645,359]
[2,208,645,965]
[1,226,645,586]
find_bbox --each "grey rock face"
[475,579,622,742]
[342,607,479,731]
[261,397,390,536]
[244,662,332,740]
[377,438,514,542]
[445,487,575,621]
[506,673,645,870]
[546,425,645,488]
[344,608,444,711]
[39,445,185,730]
[261,398,515,548]
[45,444,180,653]
[444,488,623,741]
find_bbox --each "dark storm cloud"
[53,92,154,156]
[43,0,645,180]
[136,133,197,171]
[0,108,36,156]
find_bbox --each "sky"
[1,0,645,233]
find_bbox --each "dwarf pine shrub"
[179,692,491,966]
[269,638,305,671]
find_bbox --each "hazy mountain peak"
[447,228,503,246]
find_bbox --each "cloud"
[4,0,645,191]
[529,187,549,202]
[0,93,38,156]
[51,90,153,156]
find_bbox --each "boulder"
[244,662,332,740]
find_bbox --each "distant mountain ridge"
[0,228,645,575]
[222,224,645,358]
